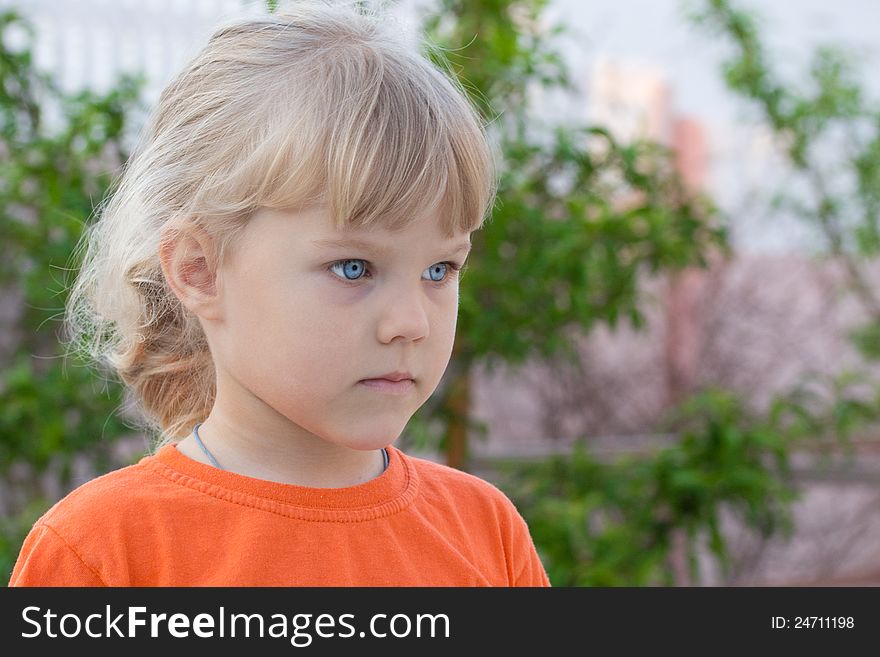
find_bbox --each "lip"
[368,370,414,382]
[358,378,415,395]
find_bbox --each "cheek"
[430,309,458,371]
[232,283,368,395]
[285,292,369,373]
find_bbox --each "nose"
[376,283,431,343]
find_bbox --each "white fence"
[1,0,259,98]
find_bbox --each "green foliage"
[689,1,867,164]
[0,9,144,476]
[0,353,127,474]
[0,497,51,585]
[500,373,878,586]
[0,9,145,582]
[516,0,880,585]
[499,390,797,585]
[448,128,723,375]
[689,0,880,352]
[767,370,880,461]
[849,323,880,361]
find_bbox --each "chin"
[343,437,396,451]
[333,429,401,452]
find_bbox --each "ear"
[159,221,223,321]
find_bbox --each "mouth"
[358,378,415,395]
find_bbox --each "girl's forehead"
[308,233,472,258]
[258,204,468,242]
[235,214,470,267]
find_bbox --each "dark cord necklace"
[191,423,389,473]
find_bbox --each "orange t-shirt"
[9,444,551,586]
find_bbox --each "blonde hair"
[64,0,496,449]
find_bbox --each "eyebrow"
[311,237,472,258]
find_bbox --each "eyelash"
[327,259,467,289]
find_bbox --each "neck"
[177,411,388,488]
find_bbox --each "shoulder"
[402,451,524,521]
[10,456,169,586]
[36,455,170,539]
[399,451,550,586]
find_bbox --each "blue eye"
[337,259,367,280]
[328,259,464,288]
[426,262,448,282]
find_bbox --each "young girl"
[9,1,550,587]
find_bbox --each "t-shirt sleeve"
[509,507,551,587]
[8,523,107,587]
